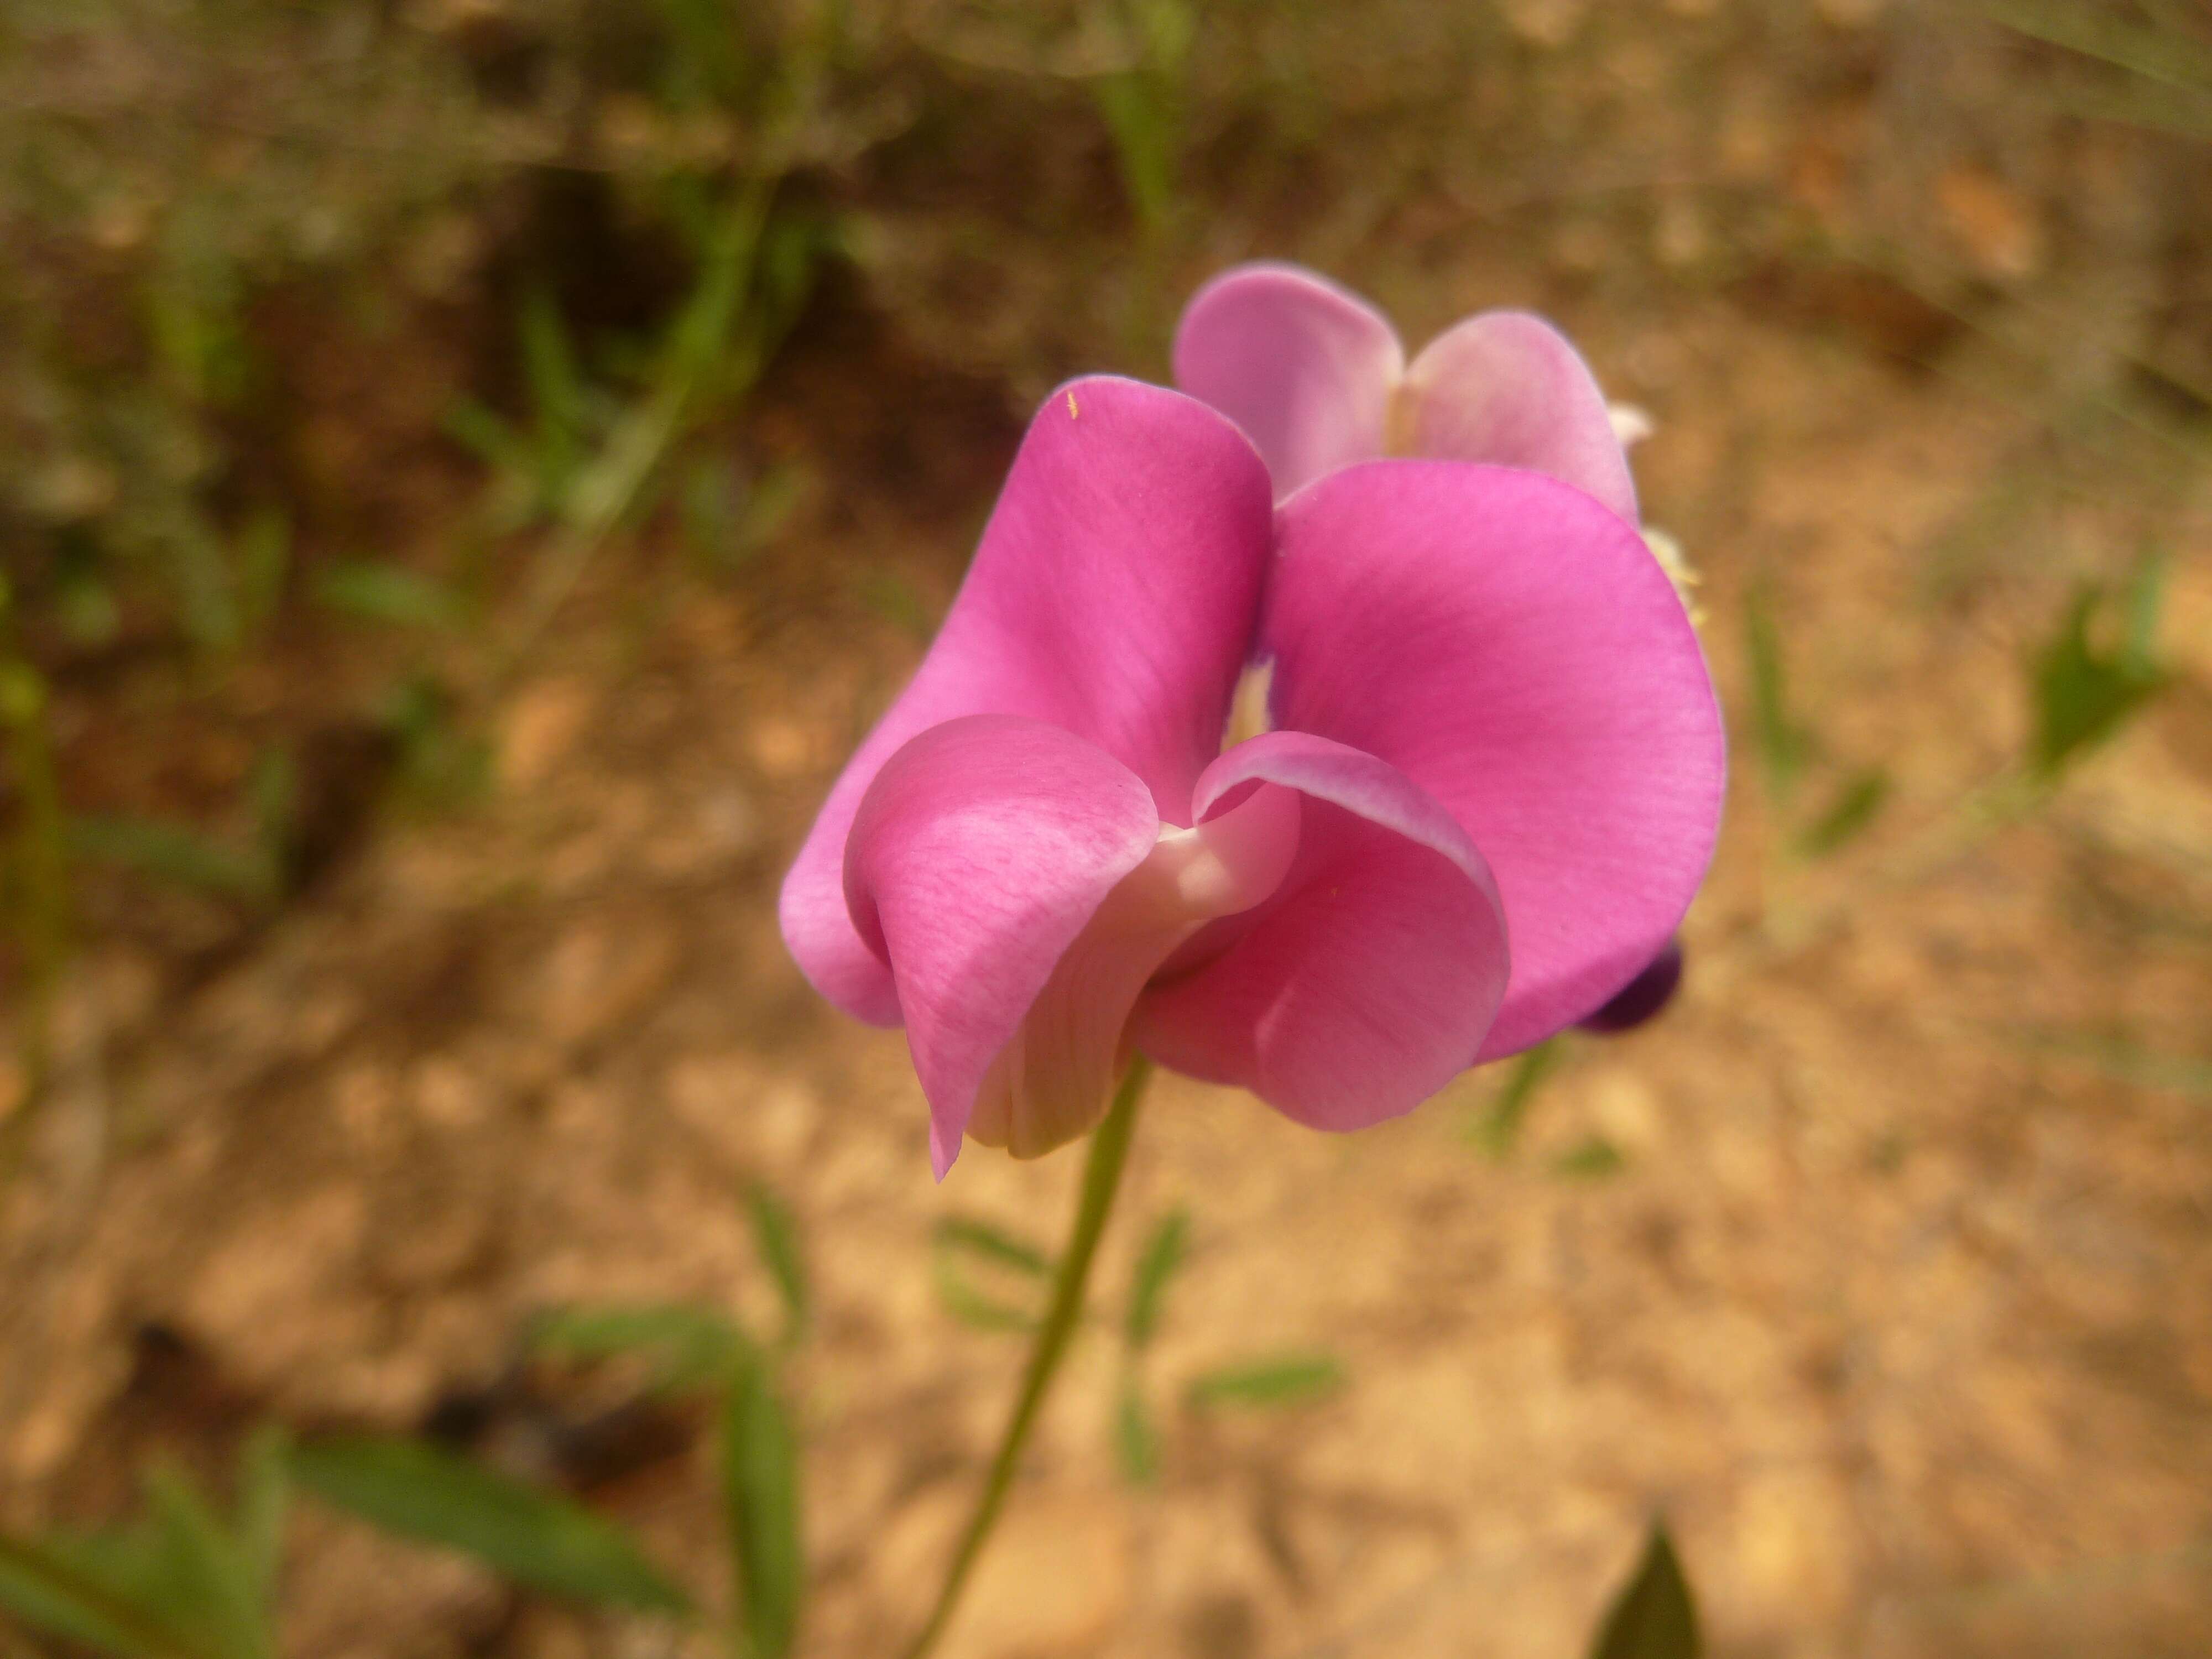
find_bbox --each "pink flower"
[780,374,1721,1177]
[1177,262,1698,1034]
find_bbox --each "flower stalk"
[901,1056,1154,1659]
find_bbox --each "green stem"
[901,1057,1154,1659]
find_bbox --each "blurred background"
[2,1,2210,1655]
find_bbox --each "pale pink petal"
[842,716,1161,1176]
[1173,262,1405,499]
[780,376,1274,1025]
[1131,731,1510,1131]
[1261,462,1723,1057]
[1402,311,1639,523]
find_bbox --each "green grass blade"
[1466,1040,1561,1158]
[234,1427,291,1604]
[720,1361,804,1659]
[288,1437,692,1616]
[932,1216,1056,1333]
[143,1467,272,1659]
[2028,583,2166,779]
[1796,766,1891,858]
[314,561,462,630]
[68,814,273,902]
[1113,1384,1160,1487]
[1124,1207,1190,1352]
[519,286,587,498]
[1744,588,1813,801]
[747,1185,809,1350]
[933,1218,1052,1276]
[1553,1136,1627,1180]
[1185,1354,1346,1412]
[530,1302,757,1392]
[1989,0,2212,96]
[0,1531,209,1658]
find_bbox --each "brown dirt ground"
[6,221,2212,1659]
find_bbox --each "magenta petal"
[1262,462,1724,1058]
[779,375,1274,1025]
[842,716,1161,1177]
[1402,312,1640,523]
[1173,262,1405,499]
[1131,731,1510,1131]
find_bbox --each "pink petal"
[1401,311,1640,523]
[966,779,1301,1161]
[780,376,1274,1026]
[1172,262,1405,499]
[842,716,1162,1177]
[1261,462,1723,1058]
[1131,731,1510,1131]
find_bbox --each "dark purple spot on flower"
[1578,938,1683,1034]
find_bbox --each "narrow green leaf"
[56,572,122,646]
[69,814,273,902]
[234,1427,291,1603]
[1185,1354,1347,1412]
[1553,1136,1627,1180]
[720,1362,804,1659]
[314,561,462,630]
[0,1531,202,1658]
[931,1269,1041,1335]
[689,459,810,575]
[737,463,806,550]
[442,399,528,469]
[2044,72,2212,142]
[1466,1039,1561,1159]
[1744,588,1813,801]
[234,508,291,637]
[1124,1207,1191,1352]
[680,458,742,568]
[2010,1026,2212,1098]
[519,288,583,421]
[288,1437,692,1615]
[1093,71,1178,234]
[1588,1521,1700,1659]
[857,569,935,640]
[247,745,297,862]
[1795,766,1891,859]
[2028,581,2166,779]
[530,1302,755,1392]
[143,1467,270,1659]
[934,1218,1052,1277]
[662,195,759,393]
[932,1217,1053,1333]
[367,670,490,808]
[170,518,242,654]
[1988,0,2212,95]
[747,1186,809,1349]
[2124,545,2170,671]
[4,1459,284,1659]
[1113,1384,1160,1487]
[519,286,586,495]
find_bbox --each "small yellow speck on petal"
[1067,390,1079,420]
